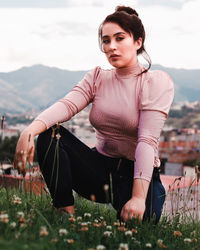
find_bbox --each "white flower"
[59,228,68,236]
[13,195,22,205]
[145,243,152,248]
[184,238,192,243]
[10,222,17,228]
[103,231,112,237]
[99,216,104,220]
[125,230,132,236]
[84,213,91,218]
[94,219,99,223]
[0,214,9,223]
[77,216,82,221]
[106,225,112,230]
[119,243,129,250]
[17,211,24,218]
[96,245,106,250]
[81,222,88,227]
[157,239,163,244]
[40,226,48,237]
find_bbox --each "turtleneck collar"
[114,61,143,78]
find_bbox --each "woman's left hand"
[120,196,146,222]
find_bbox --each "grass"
[0,187,200,250]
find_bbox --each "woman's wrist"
[132,178,150,200]
[23,120,47,137]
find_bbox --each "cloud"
[137,0,190,9]
[0,0,199,72]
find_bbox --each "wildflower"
[93,222,101,227]
[67,239,74,244]
[145,243,152,248]
[125,230,132,236]
[99,216,104,220]
[192,238,197,243]
[103,231,112,237]
[77,216,82,221]
[174,231,182,237]
[132,228,137,234]
[59,228,68,236]
[119,243,129,250]
[118,226,126,232]
[80,226,88,231]
[10,222,17,228]
[96,245,106,250]
[94,219,98,223]
[114,220,120,227]
[19,216,26,224]
[13,195,22,205]
[84,213,91,218]
[184,238,192,243]
[51,238,58,243]
[40,226,49,237]
[101,221,107,227]
[69,216,76,223]
[17,211,25,218]
[106,225,112,230]
[0,213,9,223]
[157,239,166,248]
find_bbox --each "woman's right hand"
[14,130,35,176]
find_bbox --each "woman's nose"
[109,40,117,50]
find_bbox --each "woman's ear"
[135,37,142,50]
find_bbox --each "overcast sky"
[0,0,199,72]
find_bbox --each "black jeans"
[36,126,166,223]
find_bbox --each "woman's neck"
[115,61,142,77]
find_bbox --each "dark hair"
[98,6,151,74]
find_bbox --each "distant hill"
[0,64,200,113]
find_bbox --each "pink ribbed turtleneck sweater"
[35,62,174,181]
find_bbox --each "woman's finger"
[28,146,35,166]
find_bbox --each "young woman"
[14,6,174,223]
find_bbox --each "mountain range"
[0,64,200,113]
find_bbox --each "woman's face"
[101,22,142,68]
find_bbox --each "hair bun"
[115,6,139,17]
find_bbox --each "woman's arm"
[120,110,167,221]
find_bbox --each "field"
[0,184,200,250]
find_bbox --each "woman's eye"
[116,36,124,41]
[102,39,110,44]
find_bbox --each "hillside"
[0,64,200,113]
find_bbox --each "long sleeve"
[134,70,174,181]
[34,67,101,129]
[134,110,166,181]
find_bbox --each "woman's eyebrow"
[102,32,126,39]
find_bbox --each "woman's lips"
[110,54,120,60]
